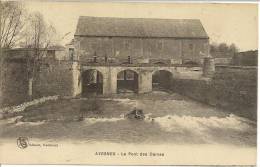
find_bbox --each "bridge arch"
[81,69,104,96]
[117,69,139,93]
[117,67,140,75]
[152,68,173,76]
[152,69,173,92]
[183,60,200,66]
[153,61,167,65]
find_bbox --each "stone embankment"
[172,65,257,120]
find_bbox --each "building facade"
[74,16,209,65]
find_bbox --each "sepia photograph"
[0,1,258,165]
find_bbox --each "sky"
[25,2,258,51]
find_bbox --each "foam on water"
[84,117,125,124]
[144,114,255,133]
[6,116,23,124]
[0,116,46,126]
[15,120,46,126]
[103,98,131,102]
[112,98,137,106]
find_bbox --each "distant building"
[47,45,66,60]
[65,39,76,61]
[74,16,209,65]
[231,50,258,66]
[3,47,66,61]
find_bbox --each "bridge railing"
[79,60,202,68]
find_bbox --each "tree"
[20,12,58,49]
[229,43,239,53]
[0,1,25,48]
[0,2,26,103]
[0,3,60,100]
[218,43,229,53]
[210,42,239,58]
[209,42,218,53]
[19,12,59,98]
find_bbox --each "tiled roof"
[75,16,208,38]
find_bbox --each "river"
[0,91,256,165]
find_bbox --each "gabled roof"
[75,16,209,38]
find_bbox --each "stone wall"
[214,58,232,65]
[33,61,80,98]
[3,48,66,60]
[172,65,257,120]
[75,36,209,64]
[1,58,80,108]
[1,58,30,107]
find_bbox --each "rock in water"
[125,108,145,120]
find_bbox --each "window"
[204,43,209,54]
[93,56,97,63]
[91,42,97,50]
[128,56,131,64]
[69,48,74,61]
[47,50,55,58]
[157,40,163,50]
[189,44,194,50]
[125,40,131,49]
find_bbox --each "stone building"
[74,16,209,65]
[231,50,258,66]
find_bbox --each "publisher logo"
[17,137,29,149]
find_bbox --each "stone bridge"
[70,60,214,96]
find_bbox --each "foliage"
[19,12,59,49]
[17,12,59,81]
[0,1,26,48]
[210,42,239,58]
[0,1,61,99]
[0,2,60,49]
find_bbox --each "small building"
[74,16,209,65]
[47,45,66,60]
[3,47,66,61]
[231,50,258,66]
[65,39,76,61]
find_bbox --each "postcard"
[0,1,257,165]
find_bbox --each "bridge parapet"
[79,61,201,68]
